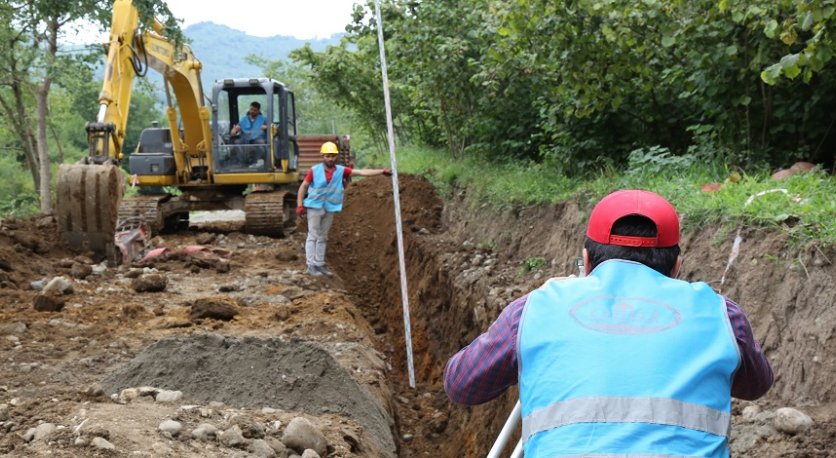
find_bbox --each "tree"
[0,0,181,214]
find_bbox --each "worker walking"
[444,189,773,457]
[296,141,391,277]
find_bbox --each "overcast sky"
[164,0,359,39]
[69,0,360,42]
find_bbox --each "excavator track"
[244,191,294,237]
[56,163,124,261]
[117,194,177,234]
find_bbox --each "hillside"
[182,22,341,87]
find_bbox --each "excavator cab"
[212,78,298,175]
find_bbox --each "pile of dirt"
[101,333,393,448]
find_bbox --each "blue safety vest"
[518,260,739,458]
[303,163,345,212]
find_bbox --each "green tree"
[0,0,180,213]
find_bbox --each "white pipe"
[373,0,416,389]
[510,440,523,458]
[487,401,521,458]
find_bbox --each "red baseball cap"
[586,190,680,248]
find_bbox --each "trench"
[330,175,836,458]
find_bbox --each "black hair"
[584,215,680,276]
[250,101,261,109]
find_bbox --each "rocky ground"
[1,174,834,457]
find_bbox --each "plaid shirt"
[444,293,773,405]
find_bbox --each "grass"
[391,144,836,247]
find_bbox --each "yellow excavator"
[57,0,344,262]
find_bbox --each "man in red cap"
[444,189,772,458]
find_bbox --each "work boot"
[307,265,323,277]
[317,265,335,276]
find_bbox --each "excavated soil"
[1,174,835,457]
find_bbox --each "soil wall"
[333,177,836,457]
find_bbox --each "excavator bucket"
[56,163,124,262]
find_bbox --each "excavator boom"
[57,0,209,262]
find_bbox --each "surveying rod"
[373,0,416,388]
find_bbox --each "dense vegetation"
[395,144,836,246]
[294,0,836,173]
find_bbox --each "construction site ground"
[1,174,835,457]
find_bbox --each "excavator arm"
[57,0,210,262]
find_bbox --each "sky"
[70,0,360,43]
[163,0,359,39]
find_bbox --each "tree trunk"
[0,60,40,189]
[35,17,59,214]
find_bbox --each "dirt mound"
[101,333,394,450]
[0,216,75,289]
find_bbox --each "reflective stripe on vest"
[521,396,731,442]
[303,163,344,212]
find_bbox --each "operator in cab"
[230,101,267,145]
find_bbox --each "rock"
[282,417,327,456]
[275,249,298,262]
[132,274,167,293]
[190,297,239,321]
[196,233,217,244]
[0,404,8,421]
[91,262,108,275]
[30,279,46,291]
[741,405,761,421]
[124,269,143,279]
[33,293,65,312]
[250,439,277,458]
[119,388,141,402]
[773,407,813,434]
[24,422,56,442]
[158,419,182,437]
[55,258,75,268]
[155,390,183,403]
[0,322,27,335]
[220,425,247,448]
[216,260,231,273]
[70,263,93,279]
[230,414,265,439]
[266,437,288,456]
[43,276,74,295]
[0,258,11,271]
[191,423,218,441]
[91,436,115,450]
[301,450,321,458]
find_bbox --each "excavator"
[56,0,346,262]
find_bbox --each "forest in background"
[0,0,834,219]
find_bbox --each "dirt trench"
[331,176,836,457]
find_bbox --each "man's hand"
[382,168,392,176]
[295,206,305,217]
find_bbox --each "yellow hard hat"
[320,141,339,155]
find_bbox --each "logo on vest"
[569,295,681,334]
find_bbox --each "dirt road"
[1,174,834,457]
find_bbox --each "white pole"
[373,0,416,389]
[487,401,521,458]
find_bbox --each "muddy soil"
[1,174,835,457]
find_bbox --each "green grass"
[393,144,836,246]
